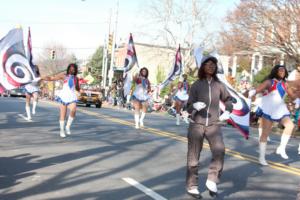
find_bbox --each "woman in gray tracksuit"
[185,56,233,198]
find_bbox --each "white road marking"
[122,177,167,200]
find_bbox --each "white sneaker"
[32,110,36,115]
[206,179,217,196]
[135,123,139,129]
[276,146,289,159]
[298,144,300,155]
[65,126,71,135]
[259,157,268,166]
[60,130,66,138]
[26,117,32,121]
[187,188,201,198]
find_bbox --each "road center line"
[77,108,300,175]
[122,177,167,200]
[42,101,300,176]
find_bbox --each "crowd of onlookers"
[2,77,299,132]
[103,78,300,132]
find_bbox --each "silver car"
[10,88,26,97]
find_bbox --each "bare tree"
[35,43,75,99]
[36,43,74,76]
[220,0,300,66]
[142,0,214,74]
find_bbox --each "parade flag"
[194,46,204,69]
[218,73,251,139]
[158,45,182,91]
[0,27,35,93]
[123,33,138,74]
[123,72,132,97]
[27,27,39,78]
[215,50,250,139]
[27,27,33,67]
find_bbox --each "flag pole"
[108,0,119,85]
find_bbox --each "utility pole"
[108,0,119,85]
[101,36,107,87]
[51,56,56,100]
[103,9,112,88]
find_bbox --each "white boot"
[140,112,145,127]
[176,114,180,126]
[65,116,74,135]
[25,106,32,121]
[59,121,66,138]
[276,134,290,159]
[134,114,140,129]
[259,142,268,165]
[32,101,37,115]
[298,144,300,155]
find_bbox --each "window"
[256,27,265,42]
[290,23,297,41]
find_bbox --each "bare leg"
[175,100,182,114]
[175,100,182,125]
[258,118,270,141]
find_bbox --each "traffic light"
[50,50,56,60]
[108,33,113,54]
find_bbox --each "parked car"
[77,89,102,108]
[10,88,26,97]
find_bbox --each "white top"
[56,75,78,104]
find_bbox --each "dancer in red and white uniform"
[131,67,151,129]
[249,65,298,165]
[174,74,189,125]
[43,63,80,138]
[24,65,41,121]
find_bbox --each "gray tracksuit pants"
[186,123,225,190]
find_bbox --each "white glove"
[181,111,190,124]
[294,98,300,109]
[219,110,230,121]
[32,77,41,83]
[248,89,256,98]
[193,102,206,111]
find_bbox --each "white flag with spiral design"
[0,27,36,93]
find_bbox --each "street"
[1,97,300,200]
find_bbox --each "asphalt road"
[1,97,300,200]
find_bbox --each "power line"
[0,20,108,25]
[32,46,101,50]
